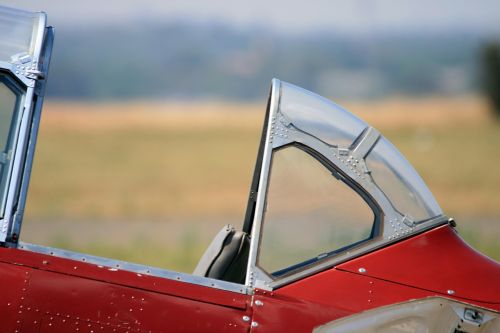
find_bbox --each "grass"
[24,103,263,220]
[20,96,500,271]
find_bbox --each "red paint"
[337,225,500,304]
[0,248,251,333]
[249,226,500,332]
[252,268,441,332]
[0,263,30,329]
[0,247,247,310]
[0,225,498,332]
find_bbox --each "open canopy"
[0,5,52,243]
[0,6,46,64]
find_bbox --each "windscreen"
[258,145,375,276]
[279,81,368,147]
[278,80,443,222]
[0,73,24,218]
[366,137,442,222]
[0,6,44,63]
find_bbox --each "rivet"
[447,289,455,295]
[255,300,264,306]
[358,267,366,273]
[242,315,250,322]
[251,321,259,328]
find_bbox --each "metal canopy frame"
[0,9,53,244]
[244,79,448,290]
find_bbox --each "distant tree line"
[45,24,485,101]
[481,42,500,117]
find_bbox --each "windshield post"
[0,6,52,244]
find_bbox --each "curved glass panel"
[0,6,44,63]
[258,146,375,276]
[0,73,24,218]
[366,137,442,222]
[279,81,367,147]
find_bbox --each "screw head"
[242,316,250,322]
[447,289,455,295]
[251,322,259,328]
[255,300,264,306]
[358,267,367,273]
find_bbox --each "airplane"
[0,5,498,333]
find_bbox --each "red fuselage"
[0,224,497,332]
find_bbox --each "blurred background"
[2,0,500,272]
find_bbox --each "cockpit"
[0,6,447,290]
[194,79,446,289]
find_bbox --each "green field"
[20,97,500,272]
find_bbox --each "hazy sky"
[2,0,500,35]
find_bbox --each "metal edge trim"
[245,78,281,287]
[18,242,251,295]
